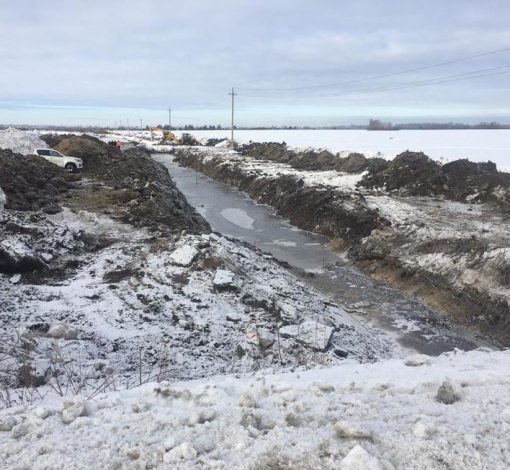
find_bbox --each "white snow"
[1,348,510,469]
[0,187,5,210]
[0,127,48,155]
[189,129,510,169]
[221,208,256,230]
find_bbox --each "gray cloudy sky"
[1,0,509,126]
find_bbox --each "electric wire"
[238,45,510,93]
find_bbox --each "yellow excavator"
[148,127,199,146]
[149,127,179,144]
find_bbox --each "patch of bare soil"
[0,149,79,213]
[41,136,210,235]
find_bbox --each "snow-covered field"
[103,129,510,171]
[190,129,510,170]
[1,348,510,469]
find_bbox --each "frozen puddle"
[221,208,255,230]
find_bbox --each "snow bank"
[1,348,509,469]
[0,127,48,155]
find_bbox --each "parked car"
[33,149,83,173]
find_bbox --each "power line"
[240,64,510,99]
[239,45,510,93]
[315,64,510,97]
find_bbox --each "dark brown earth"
[238,142,387,173]
[238,143,510,206]
[361,151,510,204]
[2,136,210,236]
[0,149,79,212]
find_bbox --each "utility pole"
[168,106,172,131]
[229,87,237,144]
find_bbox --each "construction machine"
[149,127,179,144]
[180,133,199,146]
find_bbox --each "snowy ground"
[1,348,509,469]
[92,129,510,171]
[2,129,509,468]
[0,208,393,408]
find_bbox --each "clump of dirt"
[238,142,338,170]
[0,210,84,275]
[0,149,78,212]
[39,135,210,234]
[360,151,510,204]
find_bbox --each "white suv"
[33,149,83,173]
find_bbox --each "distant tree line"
[367,119,510,130]
[2,121,509,132]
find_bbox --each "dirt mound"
[70,146,210,234]
[442,159,510,203]
[335,152,388,174]
[360,151,510,203]
[52,135,122,175]
[204,138,228,147]
[360,151,445,196]
[0,149,76,212]
[39,133,76,148]
[238,142,388,174]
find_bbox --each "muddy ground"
[7,136,210,235]
[173,147,510,347]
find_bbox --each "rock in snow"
[280,321,334,351]
[169,244,199,266]
[213,268,242,292]
[436,378,462,404]
[47,323,79,340]
[340,445,384,470]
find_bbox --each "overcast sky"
[1,0,509,127]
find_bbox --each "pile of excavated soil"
[91,146,211,234]
[0,149,77,213]
[238,142,387,173]
[41,135,210,234]
[203,137,228,147]
[360,151,510,204]
[0,127,48,155]
[238,144,510,206]
[38,133,75,149]
[47,134,122,175]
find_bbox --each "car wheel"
[65,163,77,173]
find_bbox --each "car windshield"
[49,150,62,157]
